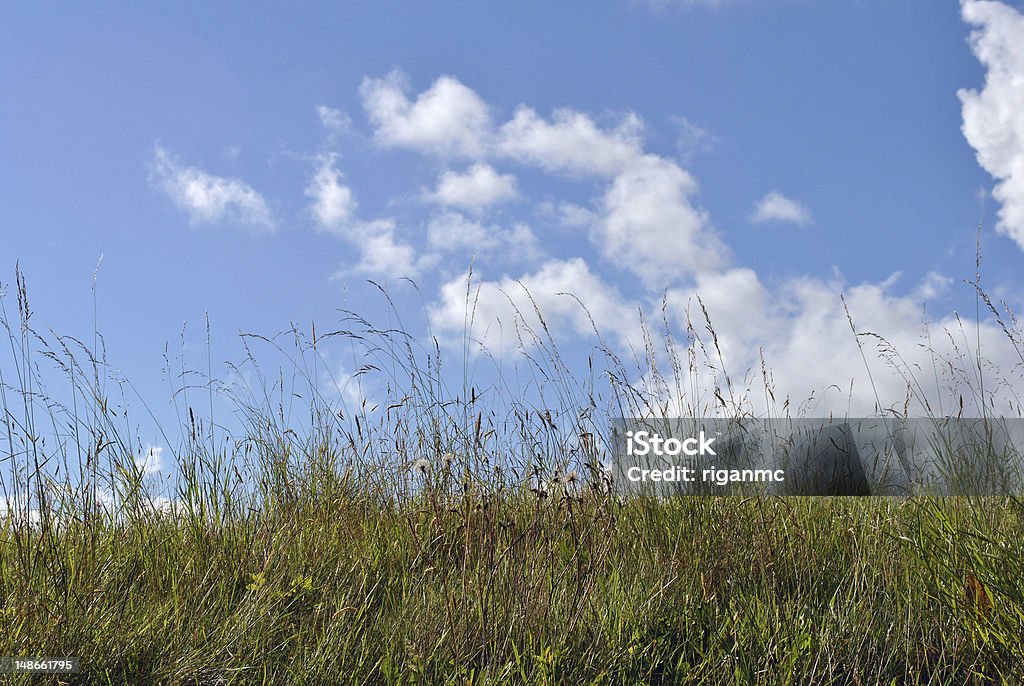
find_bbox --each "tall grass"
[1,265,1023,685]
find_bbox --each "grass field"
[2,270,1023,684]
[3,492,1024,683]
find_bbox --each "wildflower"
[247,571,267,592]
[441,452,456,467]
[412,458,430,474]
[564,470,582,497]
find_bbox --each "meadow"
[1,267,1023,684]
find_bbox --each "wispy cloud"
[150,144,274,232]
[750,191,813,226]
[426,211,540,262]
[316,105,352,134]
[671,115,719,161]
[306,154,429,277]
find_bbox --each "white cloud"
[317,105,352,133]
[914,271,953,301]
[136,444,165,477]
[359,71,647,179]
[427,211,497,252]
[305,155,428,277]
[353,220,425,277]
[430,253,1021,418]
[147,496,180,516]
[347,71,1023,418]
[599,155,727,285]
[426,211,540,261]
[151,145,274,231]
[305,154,358,235]
[360,71,493,157]
[429,258,637,355]
[0,495,40,528]
[552,202,599,228]
[320,218,430,278]
[327,362,373,410]
[357,74,721,286]
[666,267,774,365]
[656,268,1023,417]
[959,0,1024,248]
[505,224,542,259]
[763,277,1024,416]
[498,107,644,178]
[429,164,519,210]
[750,191,813,226]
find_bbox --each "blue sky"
[4,1,1024,477]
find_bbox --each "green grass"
[2,492,1023,684]
[2,266,1024,684]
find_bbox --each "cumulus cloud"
[360,71,493,157]
[913,271,953,301]
[150,144,274,231]
[959,0,1024,248]
[666,268,773,363]
[305,154,358,235]
[763,278,1023,416]
[351,220,428,277]
[358,73,723,285]
[658,268,1023,417]
[497,107,644,178]
[347,70,1022,417]
[750,191,813,226]
[599,155,727,285]
[434,253,1020,417]
[429,164,519,210]
[429,258,637,354]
